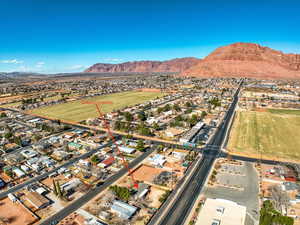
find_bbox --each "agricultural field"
[227,109,300,161]
[30,91,165,122]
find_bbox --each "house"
[146,117,159,125]
[20,165,30,172]
[20,148,38,159]
[165,128,185,138]
[111,200,138,219]
[26,192,50,209]
[8,193,17,202]
[119,146,136,154]
[61,178,82,195]
[64,132,76,139]
[68,142,83,150]
[135,183,150,199]
[12,167,26,178]
[98,156,114,168]
[148,154,166,167]
[281,182,300,192]
[3,143,19,152]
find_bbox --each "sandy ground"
[132,165,163,183]
[0,197,37,225]
[147,186,165,209]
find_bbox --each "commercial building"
[180,122,205,143]
[196,198,246,225]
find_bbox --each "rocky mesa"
[181,42,300,79]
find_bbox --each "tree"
[110,185,132,202]
[124,112,133,122]
[153,122,160,131]
[159,190,171,203]
[208,97,221,108]
[138,126,152,136]
[173,104,181,112]
[157,107,163,114]
[136,140,145,152]
[114,120,121,130]
[12,136,22,146]
[163,104,171,112]
[4,132,13,139]
[137,111,147,121]
[200,111,207,119]
[185,102,192,108]
[90,155,100,164]
[0,112,7,118]
[189,114,198,127]
[55,180,64,198]
[53,179,58,196]
[259,200,294,225]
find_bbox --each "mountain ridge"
[85,42,300,79]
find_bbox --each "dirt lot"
[132,164,163,183]
[148,186,165,209]
[0,197,37,225]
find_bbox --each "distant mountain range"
[86,43,300,79]
[84,57,200,73]
[2,43,300,80]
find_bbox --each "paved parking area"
[220,163,245,175]
[203,161,259,225]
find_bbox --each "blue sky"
[0,0,300,73]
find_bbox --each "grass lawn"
[268,108,300,116]
[30,91,165,122]
[227,109,300,160]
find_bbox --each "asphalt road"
[149,82,243,225]
[39,147,155,225]
[0,141,113,199]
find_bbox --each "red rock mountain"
[85,57,200,73]
[182,42,300,79]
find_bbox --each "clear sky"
[1,0,300,73]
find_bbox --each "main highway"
[148,81,243,225]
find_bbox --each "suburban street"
[39,147,156,225]
[0,141,113,198]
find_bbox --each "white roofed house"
[12,167,26,178]
[118,146,136,154]
[111,200,138,220]
[148,154,166,167]
[20,148,39,159]
[146,117,159,125]
[61,178,82,195]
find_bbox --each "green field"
[228,109,300,160]
[30,91,165,122]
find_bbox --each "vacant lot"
[0,197,37,225]
[228,109,300,160]
[30,91,164,122]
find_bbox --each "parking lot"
[203,161,259,225]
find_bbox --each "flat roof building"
[111,200,137,220]
[26,192,50,209]
[196,198,246,225]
